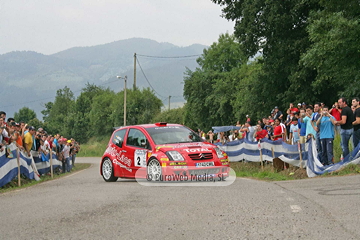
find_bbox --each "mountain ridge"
[0,38,207,120]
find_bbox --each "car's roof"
[114,123,184,130]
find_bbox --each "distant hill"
[0,38,206,119]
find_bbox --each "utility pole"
[134,53,137,90]
[117,75,127,126]
[168,95,171,111]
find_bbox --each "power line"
[136,57,164,98]
[137,54,201,59]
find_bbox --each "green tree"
[152,107,185,124]
[88,89,116,136]
[110,88,163,127]
[183,33,244,130]
[72,83,108,143]
[14,107,37,123]
[212,0,322,110]
[43,86,75,135]
[300,1,360,99]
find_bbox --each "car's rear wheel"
[147,158,162,181]
[102,158,118,182]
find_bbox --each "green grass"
[0,163,91,193]
[77,137,108,157]
[322,164,360,176]
[230,160,360,181]
[230,162,307,181]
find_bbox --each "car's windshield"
[146,126,203,145]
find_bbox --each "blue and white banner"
[0,143,35,187]
[216,137,360,177]
[0,143,63,187]
[31,151,63,175]
[216,138,307,167]
[306,138,360,177]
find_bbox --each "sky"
[0,0,235,55]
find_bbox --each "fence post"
[258,141,264,170]
[50,150,53,178]
[16,148,21,187]
[271,147,275,171]
[298,142,303,169]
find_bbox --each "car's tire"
[147,158,162,181]
[102,158,118,182]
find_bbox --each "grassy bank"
[77,137,108,157]
[0,163,91,193]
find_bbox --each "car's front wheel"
[147,158,162,181]
[102,158,118,182]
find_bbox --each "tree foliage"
[14,107,37,123]
[37,84,163,142]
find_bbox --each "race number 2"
[134,150,147,167]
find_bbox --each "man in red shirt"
[272,118,283,141]
[289,103,299,115]
[329,102,342,134]
[254,124,268,141]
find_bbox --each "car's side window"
[127,129,150,149]
[112,129,127,148]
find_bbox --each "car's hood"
[154,142,215,153]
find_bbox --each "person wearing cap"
[62,139,72,172]
[273,106,283,121]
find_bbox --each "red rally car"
[100,122,230,182]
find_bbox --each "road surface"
[0,157,359,239]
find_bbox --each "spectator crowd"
[0,111,80,177]
[200,97,360,166]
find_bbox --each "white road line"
[290,205,302,213]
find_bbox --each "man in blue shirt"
[312,103,322,162]
[298,109,307,144]
[316,106,336,165]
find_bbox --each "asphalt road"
[0,157,359,240]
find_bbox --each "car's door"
[123,128,151,178]
[110,128,128,178]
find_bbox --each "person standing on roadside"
[329,102,342,135]
[336,97,354,158]
[62,139,72,173]
[316,106,336,165]
[312,103,322,162]
[352,97,360,149]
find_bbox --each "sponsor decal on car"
[160,157,169,161]
[183,148,210,153]
[162,162,167,167]
[173,166,188,169]
[105,146,132,166]
[113,159,132,172]
[195,162,215,167]
[169,162,187,166]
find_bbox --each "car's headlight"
[166,151,184,161]
[215,147,225,158]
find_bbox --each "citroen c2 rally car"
[100,122,229,182]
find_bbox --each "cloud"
[0,0,234,55]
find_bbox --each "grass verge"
[77,137,108,157]
[0,163,91,194]
[230,161,360,181]
[230,162,308,181]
